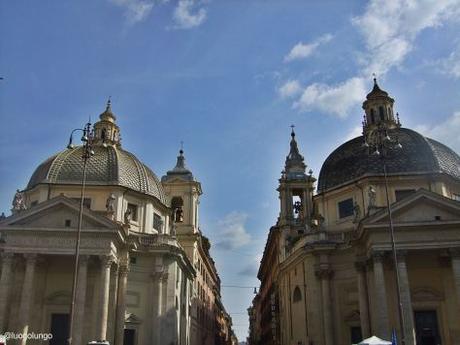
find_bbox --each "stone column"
[316,267,334,345]
[152,271,167,345]
[449,248,460,320]
[396,251,415,345]
[372,251,390,339]
[0,253,14,332]
[96,255,113,341]
[73,255,89,345]
[18,254,37,345]
[115,264,129,345]
[355,261,371,338]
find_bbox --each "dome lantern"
[362,78,398,131]
[93,98,121,147]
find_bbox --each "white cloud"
[287,0,460,118]
[172,0,207,29]
[293,77,367,118]
[415,112,460,153]
[110,0,154,24]
[278,80,302,99]
[215,212,251,250]
[438,48,460,79]
[353,0,460,76]
[345,125,363,141]
[238,254,262,277]
[284,33,333,62]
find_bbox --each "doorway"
[49,313,69,345]
[414,310,441,345]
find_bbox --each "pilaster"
[372,251,390,339]
[0,252,14,332]
[355,260,370,338]
[315,267,334,345]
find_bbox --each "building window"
[338,198,354,219]
[379,106,385,120]
[31,200,38,207]
[127,203,138,222]
[370,109,375,123]
[395,189,416,202]
[72,197,91,209]
[153,213,163,232]
[65,219,71,227]
[453,194,460,201]
[293,286,302,303]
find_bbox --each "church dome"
[26,100,168,205]
[317,127,460,192]
[27,146,168,205]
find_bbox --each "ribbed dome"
[318,128,460,192]
[27,145,168,205]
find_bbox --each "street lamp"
[67,122,94,345]
[363,122,405,344]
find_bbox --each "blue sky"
[1,0,460,340]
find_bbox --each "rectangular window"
[338,198,354,219]
[453,194,460,202]
[71,198,91,209]
[31,200,38,207]
[127,203,138,222]
[153,213,163,232]
[395,189,416,202]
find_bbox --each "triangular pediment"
[365,189,460,225]
[0,195,118,230]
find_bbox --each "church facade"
[251,80,460,345]
[0,101,235,345]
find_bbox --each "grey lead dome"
[27,145,168,205]
[318,127,460,192]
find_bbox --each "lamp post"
[67,122,94,345]
[364,122,405,344]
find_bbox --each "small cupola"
[93,98,121,147]
[362,78,399,129]
[162,146,194,182]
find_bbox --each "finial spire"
[180,141,184,155]
[107,96,111,107]
[290,124,295,137]
[372,73,377,86]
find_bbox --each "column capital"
[23,253,38,264]
[371,250,387,263]
[1,252,14,264]
[396,250,409,261]
[79,255,90,265]
[315,268,333,280]
[119,264,130,277]
[99,255,115,268]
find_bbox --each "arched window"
[370,109,375,123]
[293,286,302,303]
[379,106,385,121]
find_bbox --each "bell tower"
[161,148,202,235]
[277,127,316,228]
